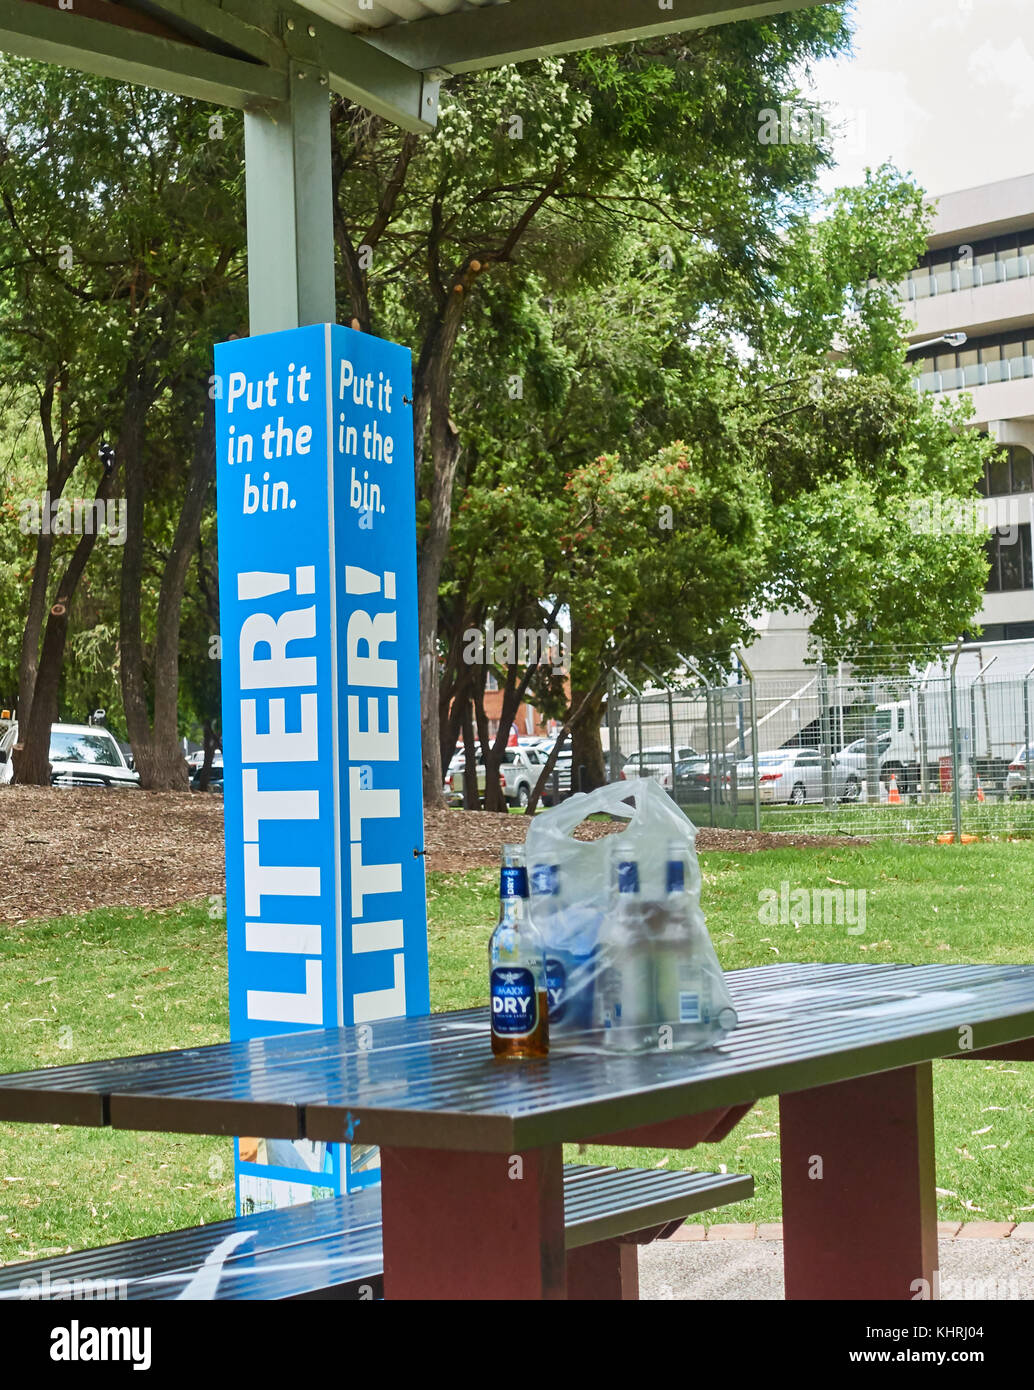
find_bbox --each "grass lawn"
[758,799,1034,839]
[2,839,1034,1262]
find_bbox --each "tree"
[441,165,994,803]
[0,60,246,786]
[747,166,993,668]
[326,9,853,803]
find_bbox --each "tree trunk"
[198,719,219,792]
[461,700,480,811]
[16,375,96,726]
[12,473,118,785]
[116,385,151,781]
[417,391,463,808]
[526,660,617,814]
[120,397,214,791]
[570,686,607,793]
[17,529,53,726]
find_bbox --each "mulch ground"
[0,788,864,924]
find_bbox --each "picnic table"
[2,961,1033,1301]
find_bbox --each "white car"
[831,734,893,801]
[1007,745,1034,798]
[0,721,140,789]
[0,716,15,785]
[620,744,698,790]
[186,748,223,771]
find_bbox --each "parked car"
[1007,745,1034,798]
[620,744,698,791]
[0,714,16,786]
[540,753,573,806]
[191,759,224,793]
[736,748,826,805]
[446,745,552,808]
[831,733,893,800]
[672,756,734,806]
[499,746,552,807]
[185,748,222,769]
[0,720,140,789]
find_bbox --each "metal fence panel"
[610,652,1034,839]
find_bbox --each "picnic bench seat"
[0,1163,752,1301]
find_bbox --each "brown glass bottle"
[489,845,550,1059]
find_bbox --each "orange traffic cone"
[977,777,985,803]
[888,774,901,804]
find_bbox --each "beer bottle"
[490,844,549,1059]
[530,861,596,1035]
[597,848,653,1052]
[653,842,708,1047]
[654,841,737,1048]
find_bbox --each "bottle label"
[491,967,538,1035]
[545,956,566,1021]
[666,859,685,892]
[617,861,639,894]
[500,866,529,899]
[678,991,701,1024]
[531,864,558,896]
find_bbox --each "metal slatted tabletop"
[1,963,1032,1151]
[4,962,1033,1300]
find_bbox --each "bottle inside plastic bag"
[651,841,738,1049]
[525,777,737,1054]
[530,861,596,1032]
[596,852,654,1053]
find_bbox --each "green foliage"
[0,57,245,737]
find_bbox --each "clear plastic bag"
[525,777,737,1053]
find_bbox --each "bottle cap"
[500,844,529,898]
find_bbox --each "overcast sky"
[806,0,1033,199]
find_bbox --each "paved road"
[640,1238,1034,1300]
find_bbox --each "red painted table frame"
[377,1048,1030,1301]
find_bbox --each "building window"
[985,523,1033,592]
[973,622,1034,642]
[901,224,1034,299]
[913,331,1034,394]
[977,445,1034,497]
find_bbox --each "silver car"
[737,748,826,805]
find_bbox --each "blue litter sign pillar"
[214,323,429,1213]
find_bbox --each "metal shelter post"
[244,63,336,335]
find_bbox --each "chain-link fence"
[605,643,1034,839]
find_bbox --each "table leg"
[567,1241,638,1300]
[779,1063,937,1300]
[380,1144,566,1300]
